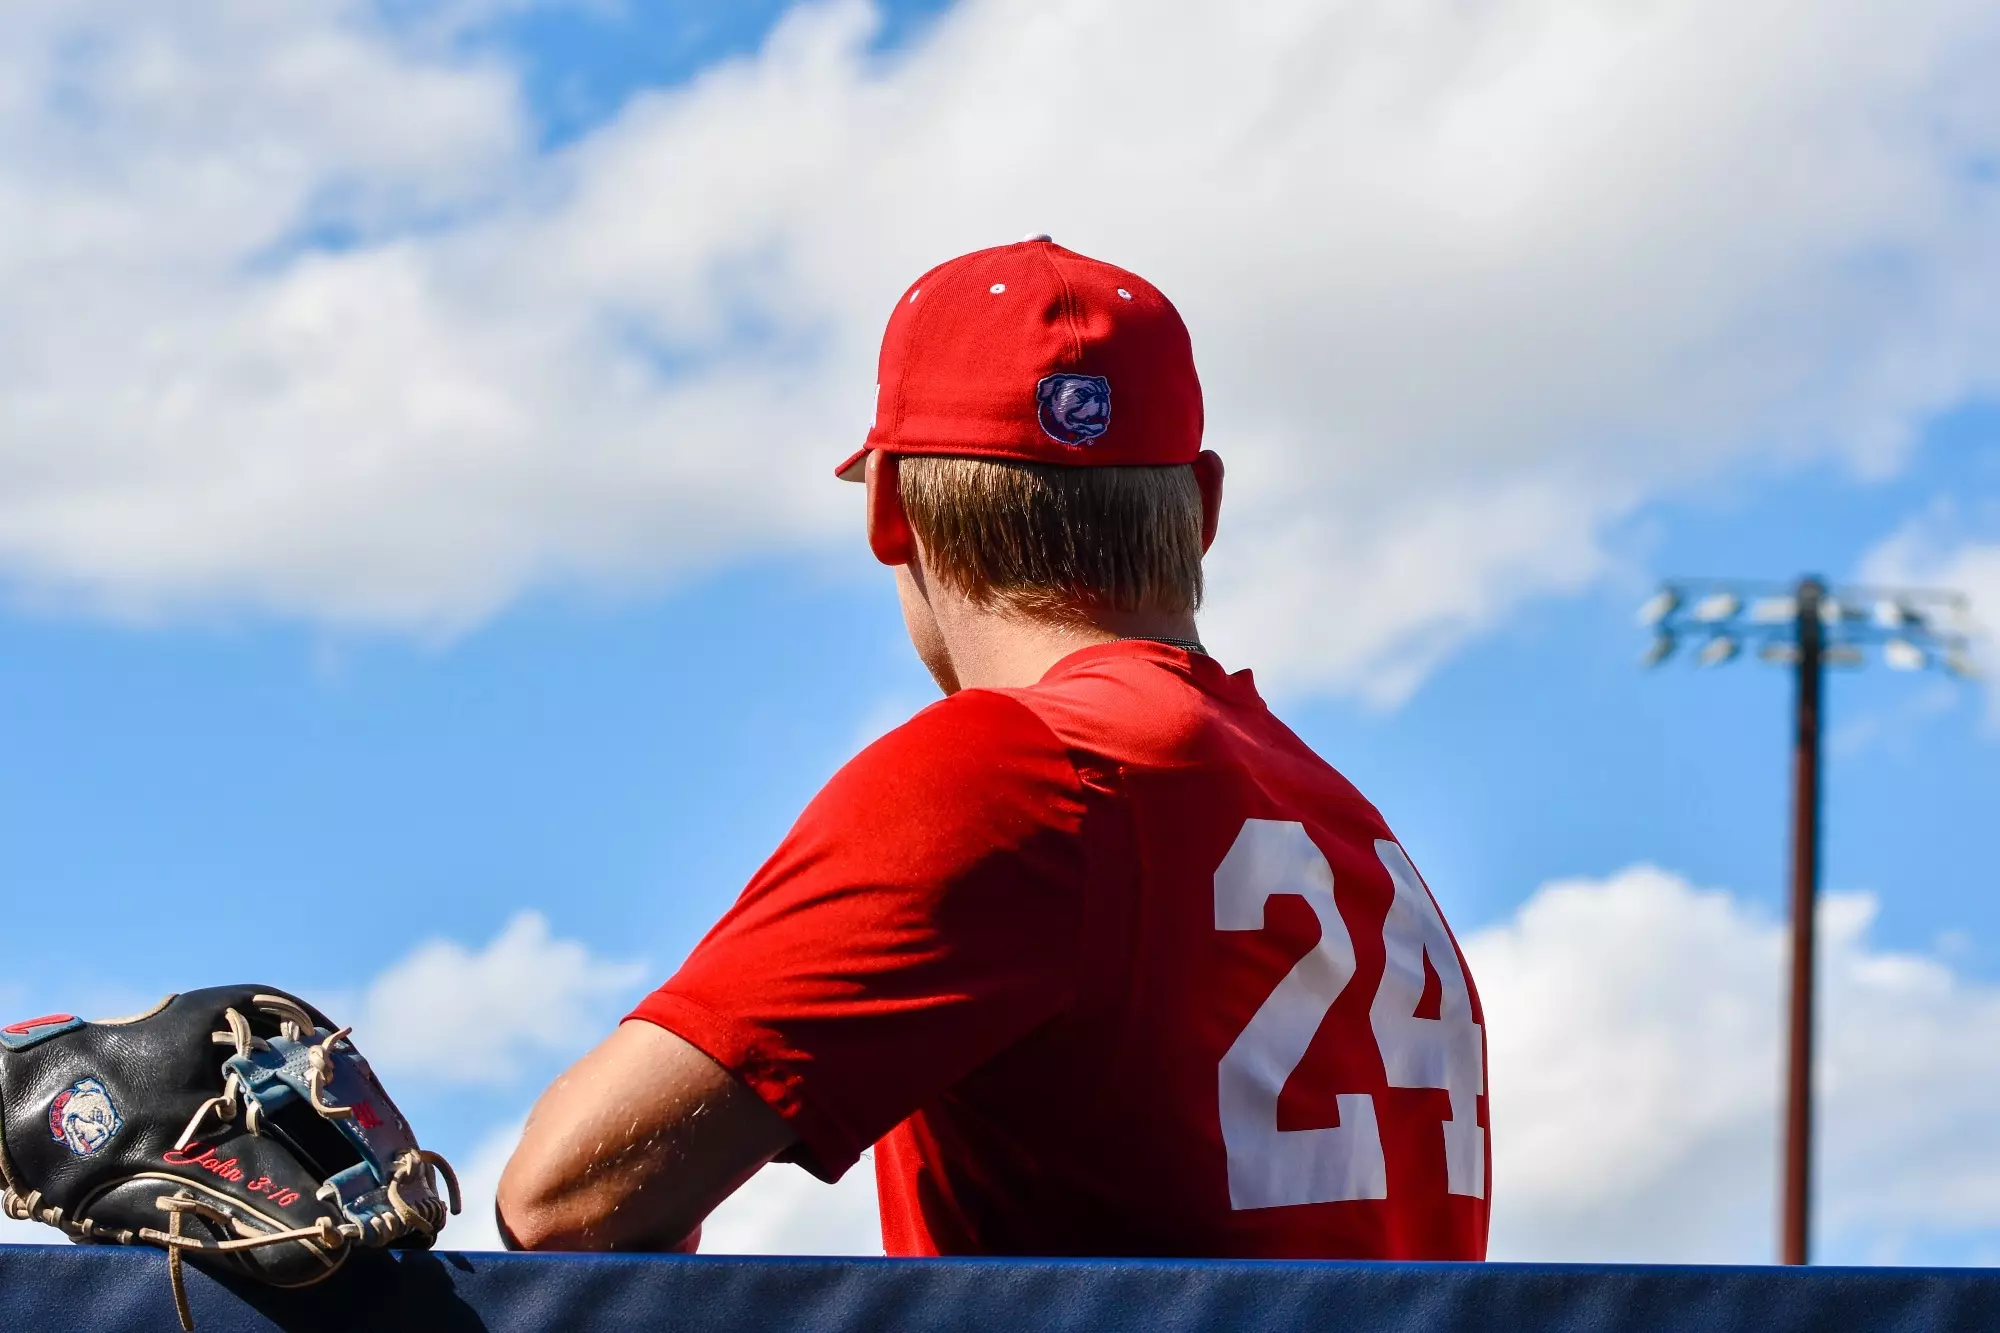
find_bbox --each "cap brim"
[834,446,868,483]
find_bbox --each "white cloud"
[354,910,647,1085]
[1472,865,2000,1262]
[1860,506,2000,714]
[442,1117,525,1251]
[0,0,1996,694]
[700,1156,883,1256]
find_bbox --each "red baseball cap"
[836,236,1204,481]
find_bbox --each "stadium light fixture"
[1635,574,1976,1268]
[1873,599,1925,631]
[1883,639,1927,672]
[1693,591,1741,623]
[1750,596,1798,624]
[1638,589,1681,627]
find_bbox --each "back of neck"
[935,603,1202,691]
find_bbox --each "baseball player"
[496,238,1489,1259]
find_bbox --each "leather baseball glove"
[0,985,459,1329]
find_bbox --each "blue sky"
[473,0,952,144]
[4,0,2000,1266]
[9,422,1995,990]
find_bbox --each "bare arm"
[495,1020,798,1251]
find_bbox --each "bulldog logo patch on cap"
[1036,374,1111,447]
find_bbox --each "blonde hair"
[898,456,1204,621]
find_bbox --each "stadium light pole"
[1638,575,1975,1266]
[1782,578,1824,1274]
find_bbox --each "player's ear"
[866,451,917,566]
[1194,450,1224,555]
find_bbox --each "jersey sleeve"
[627,688,1094,1179]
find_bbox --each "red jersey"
[630,640,1489,1259]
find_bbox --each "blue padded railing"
[2,1247,1996,1332]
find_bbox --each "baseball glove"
[0,985,459,1329]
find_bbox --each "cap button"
[1021,232,1053,243]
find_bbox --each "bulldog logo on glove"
[49,1076,121,1156]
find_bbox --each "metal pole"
[1781,577,1824,1265]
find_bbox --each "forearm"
[496,1181,704,1253]
[495,1020,796,1251]
[496,1104,710,1251]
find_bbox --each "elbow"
[493,1140,702,1253]
[493,1152,569,1252]
[494,1140,614,1252]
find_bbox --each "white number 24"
[1213,819,1485,1211]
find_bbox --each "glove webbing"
[174,996,360,1151]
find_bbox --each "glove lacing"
[172,996,360,1151]
[108,994,460,1331]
